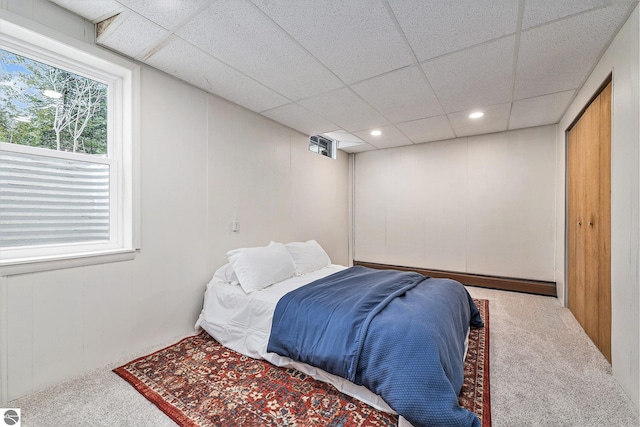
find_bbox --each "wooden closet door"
[567,80,611,363]
[567,114,587,330]
[596,83,611,361]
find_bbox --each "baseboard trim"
[353,261,557,297]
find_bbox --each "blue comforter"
[267,266,484,427]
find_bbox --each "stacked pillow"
[227,242,296,293]
[284,239,331,275]
[215,240,331,294]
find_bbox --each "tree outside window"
[0,48,107,155]
[0,16,138,274]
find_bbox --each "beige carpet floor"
[9,286,640,426]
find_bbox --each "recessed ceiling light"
[43,89,63,99]
[469,111,484,119]
[370,129,382,136]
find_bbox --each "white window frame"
[0,12,140,275]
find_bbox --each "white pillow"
[285,240,331,275]
[226,243,296,293]
[212,263,239,286]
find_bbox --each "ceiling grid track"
[46,0,639,152]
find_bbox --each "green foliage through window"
[0,48,107,155]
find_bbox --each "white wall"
[2,64,211,404]
[205,96,350,273]
[355,125,557,282]
[555,4,640,411]
[0,0,349,403]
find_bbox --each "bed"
[196,241,484,427]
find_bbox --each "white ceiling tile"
[522,0,606,29]
[322,131,370,153]
[389,0,519,61]
[323,131,365,145]
[448,103,511,137]
[354,126,413,149]
[298,88,389,133]
[96,10,168,58]
[176,1,343,101]
[340,142,376,153]
[337,141,367,150]
[117,0,210,30]
[514,5,632,99]
[251,0,413,84]
[351,66,443,123]
[145,36,289,113]
[51,0,637,149]
[396,116,456,144]
[49,0,122,22]
[261,104,339,136]
[423,36,515,114]
[509,90,575,130]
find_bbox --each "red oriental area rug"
[114,299,490,427]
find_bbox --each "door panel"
[597,83,612,362]
[567,120,584,327]
[583,96,600,344]
[566,80,611,363]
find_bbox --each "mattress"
[195,264,469,427]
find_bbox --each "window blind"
[0,149,110,248]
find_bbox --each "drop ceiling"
[50,0,638,152]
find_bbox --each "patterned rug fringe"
[114,299,490,427]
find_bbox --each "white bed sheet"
[196,264,459,427]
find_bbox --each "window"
[0,16,139,274]
[309,135,336,159]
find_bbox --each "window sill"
[0,249,137,276]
